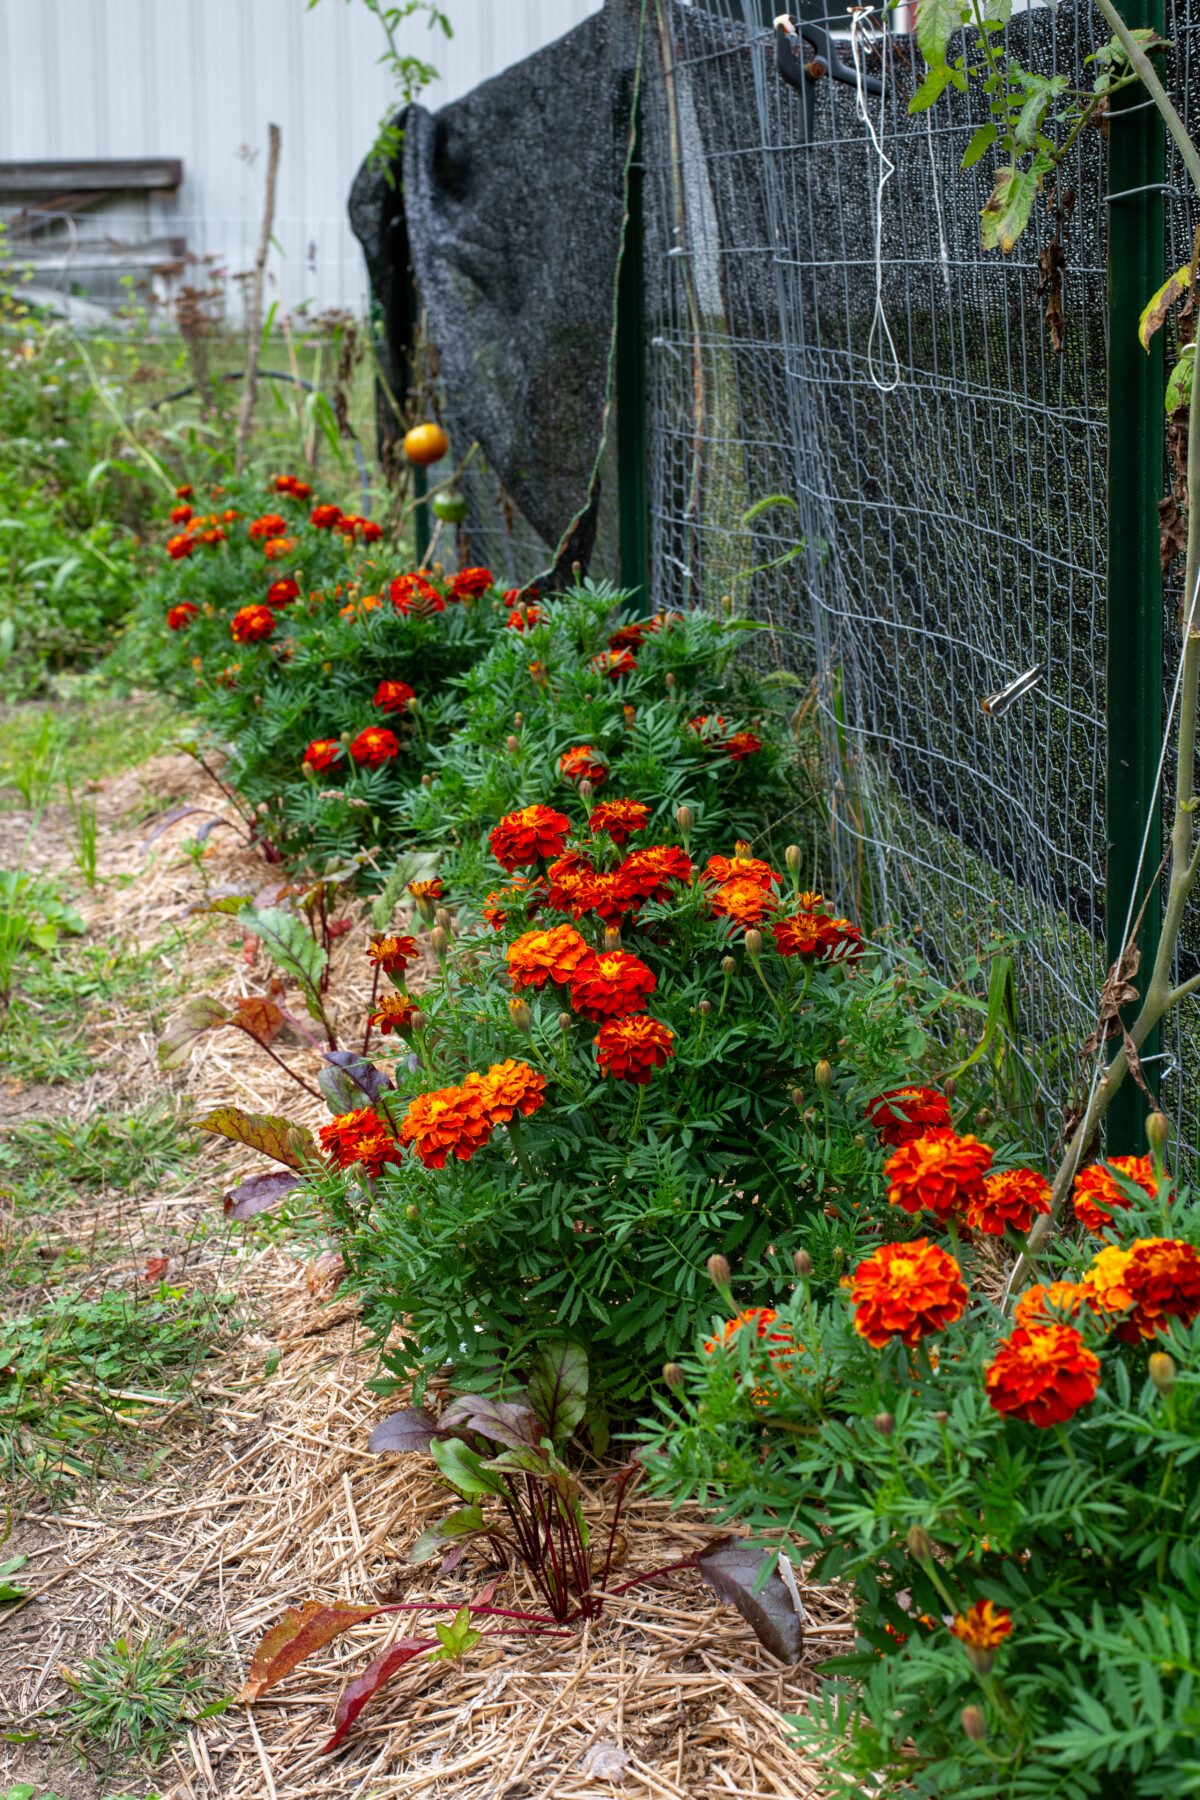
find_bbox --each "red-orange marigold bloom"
[577,870,633,925]
[589,799,651,846]
[319,1107,401,1178]
[478,1059,547,1122]
[367,933,418,974]
[400,1079,496,1169]
[506,604,544,632]
[704,853,778,888]
[590,647,637,681]
[504,585,541,605]
[170,503,193,525]
[271,474,312,498]
[866,1087,952,1148]
[373,679,415,712]
[771,913,828,958]
[985,1324,1100,1427]
[569,949,656,1021]
[304,738,343,772]
[618,844,693,905]
[390,572,445,616]
[545,852,595,918]
[166,533,195,560]
[349,726,400,767]
[198,526,228,547]
[949,1601,1012,1651]
[483,875,543,930]
[231,604,276,645]
[450,566,493,600]
[1119,1237,1200,1339]
[688,713,728,744]
[489,805,572,871]
[712,876,778,928]
[262,534,297,559]
[1014,1280,1086,1329]
[311,503,343,529]
[407,878,444,904]
[1079,1244,1138,1325]
[850,1238,968,1347]
[821,916,865,962]
[1073,1155,1159,1235]
[885,1131,993,1223]
[174,484,193,499]
[370,994,420,1036]
[266,577,300,606]
[594,1015,675,1084]
[705,1307,797,1402]
[968,1167,1052,1238]
[727,731,763,762]
[248,512,287,541]
[506,924,590,990]
[167,603,199,631]
[559,745,609,787]
[608,621,647,652]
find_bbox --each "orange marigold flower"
[170,503,193,525]
[727,731,762,762]
[506,924,590,990]
[265,577,300,606]
[569,949,656,1021]
[271,474,312,498]
[590,647,637,681]
[263,534,298,559]
[407,878,444,904]
[167,603,199,631]
[1014,1280,1086,1329]
[319,1107,401,1178]
[340,593,383,620]
[231,604,276,645]
[850,1238,967,1347]
[618,844,693,905]
[985,1324,1100,1427]
[489,805,572,871]
[885,1131,993,1224]
[968,1167,1052,1238]
[559,745,609,787]
[370,994,420,1036]
[545,852,595,917]
[507,604,544,631]
[504,586,541,606]
[166,533,195,560]
[303,738,343,772]
[705,1307,797,1403]
[821,917,865,962]
[390,571,445,616]
[478,1059,547,1122]
[349,726,400,767]
[704,853,778,888]
[367,933,419,975]
[174,484,193,499]
[248,512,287,541]
[608,621,647,652]
[712,875,778,927]
[198,526,228,548]
[373,679,415,712]
[866,1086,952,1149]
[771,912,828,958]
[1079,1243,1138,1323]
[311,503,343,529]
[483,875,543,930]
[1073,1155,1159,1235]
[595,1015,675,1084]
[450,566,494,600]
[1095,1237,1200,1341]
[949,1600,1012,1651]
[688,713,728,744]
[400,1079,495,1169]
[589,799,651,846]
[578,870,634,925]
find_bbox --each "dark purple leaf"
[319,1064,365,1116]
[194,817,234,844]
[368,1407,438,1454]
[142,806,207,850]
[697,1537,806,1664]
[439,1395,542,1451]
[319,1639,432,1754]
[324,1050,395,1103]
[223,1171,302,1220]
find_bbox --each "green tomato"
[431,491,469,524]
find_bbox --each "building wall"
[0,0,603,315]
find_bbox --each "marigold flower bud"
[906,1524,935,1562]
[513,712,524,730]
[707,1253,732,1288]
[572,560,582,580]
[785,844,802,875]
[407,695,420,714]
[1146,1110,1170,1155]
[340,730,352,745]
[302,761,317,783]
[815,1059,833,1090]
[435,908,452,931]
[722,956,737,978]
[509,997,533,1035]
[409,1010,427,1033]
[323,661,333,675]
[792,1088,805,1109]
[943,1078,957,1101]
[935,1410,949,1426]
[506,734,520,753]
[1150,1351,1176,1393]
[961,1705,986,1742]
[430,926,448,958]
[406,1204,420,1222]
[558,1012,572,1032]
[579,779,594,802]
[663,1362,686,1391]
[874,1411,894,1436]
[583,692,593,703]
[698,999,713,1016]
[744,928,764,960]
[666,671,676,690]
[793,1248,812,1277]
[721,593,732,614]
[976,1108,993,1129]
[421,773,432,788]
[605,926,622,952]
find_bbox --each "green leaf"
[980,165,1039,253]
[1166,343,1195,414]
[238,907,328,1026]
[915,0,965,71]
[910,61,954,113]
[740,494,798,526]
[408,1506,487,1563]
[430,1437,505,1499]
[961,123,998,168]
[429,1602,482,1665]
[1140,264,1192,350]
[192,1105,318,1171]
[157,997,231,1072]
[527,1341,588,1446]
[1013,75,1068,149]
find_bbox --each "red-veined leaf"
[318,1638,433,1754]
[223,1170,302,1220]
[233,996,286,1045]
[157,997,230,1071]
[193,1106,318,1171]
[240,1600,382,1702]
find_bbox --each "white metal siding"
[0,0,604,312]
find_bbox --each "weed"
[5,711,57,808]
[0,871,84,1005]
[65,775,98,887]
[0,1102,197,1211]
[59,1629,221,1767]
[1,930,180,1088]
[0,691,178,806]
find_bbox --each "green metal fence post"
[617,107,649,616]
[1106,6,1165,1153]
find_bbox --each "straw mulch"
[2,753,847,1799]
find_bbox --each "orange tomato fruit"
[404,422,449,466]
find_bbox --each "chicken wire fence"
[375,0,1200,1163]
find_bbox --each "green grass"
[0,1100,198,1216]
[0,689,180,806]
[57,1628,225,1770]
[1,929,184,1088]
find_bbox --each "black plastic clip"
[774,15,882,142]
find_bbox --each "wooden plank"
[0,158,183,192]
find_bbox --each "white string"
[926,108,952,295]
[850,9,901,392]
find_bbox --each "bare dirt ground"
[1,755,844,1800]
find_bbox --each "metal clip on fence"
[773,14,881,142]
